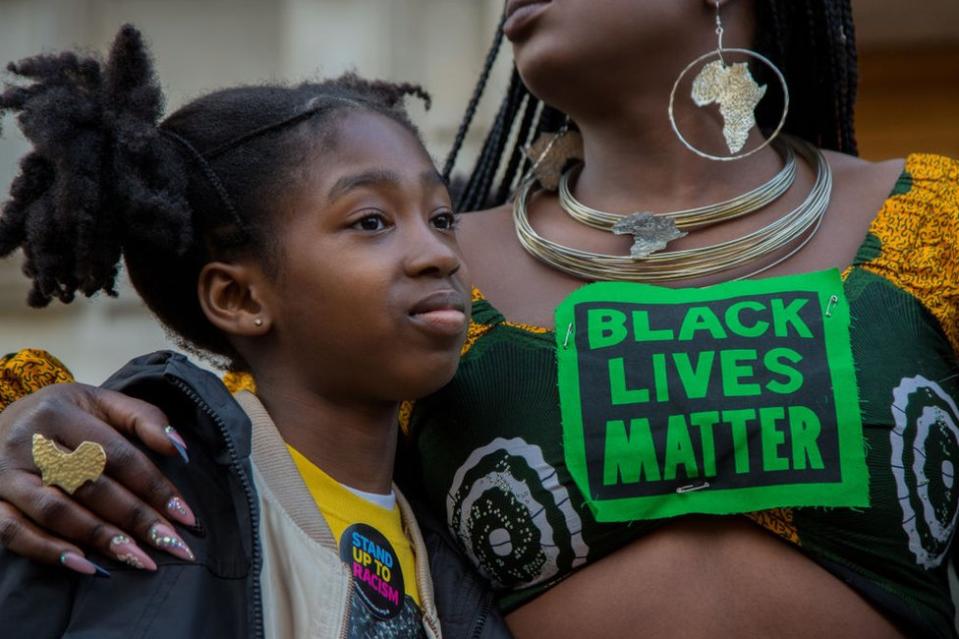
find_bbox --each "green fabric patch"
[555,269,869,522]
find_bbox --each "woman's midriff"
[504,516,906,639]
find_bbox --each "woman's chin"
[514,44,583,106]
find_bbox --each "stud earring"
[253,318,263,327]
[668,0,789,161]
[522,117,584,191]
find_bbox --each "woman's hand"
[0,383,197,573]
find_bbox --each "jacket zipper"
[338,568,355,639]
[468,596,491,639]
[171,378,264,639]
[425,606,442,638]
[414,542,442,639]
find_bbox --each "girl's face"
[254,110,470,403]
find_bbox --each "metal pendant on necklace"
[611,213,688,259]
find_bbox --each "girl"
[0,25,507,639]
[3,1,958,637]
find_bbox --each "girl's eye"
[352,213,388,232]
[431,211,458,231]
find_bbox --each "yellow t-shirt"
[287,446,421,610]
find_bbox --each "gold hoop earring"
[668,0,789,161]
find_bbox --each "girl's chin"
[392,357,461,401]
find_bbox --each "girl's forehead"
[285,114,445,210]
[310,111,434,180]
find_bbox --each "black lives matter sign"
[555,270,869,522]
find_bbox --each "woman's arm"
[0,351,196,571]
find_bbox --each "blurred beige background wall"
[1,0,957,382]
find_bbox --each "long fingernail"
[60,551,111,578]
[148,523,195,562]
[165,496,197,527]
[109,534,157,571]
[164,425,190,463]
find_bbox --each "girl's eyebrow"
[327,169,402,202]
[328,169,445,202]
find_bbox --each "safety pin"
[676,481,711,494]
[824,294,839,318]
[562,323,574,350]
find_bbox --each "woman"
[1,1,957,637]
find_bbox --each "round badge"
[340,523,405,620]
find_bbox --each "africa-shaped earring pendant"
[669,0,790,161]
[691,59,766,154]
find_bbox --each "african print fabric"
[0,349,74,411]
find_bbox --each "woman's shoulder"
[834,150,959,353]
[825,149,959,215]
[824,149,959,262]
[891,152,959,213]
[839,150,959,240]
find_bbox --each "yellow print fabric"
[0,349,74,412]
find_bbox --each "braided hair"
[0,25,430,366]
[447,0,859,213]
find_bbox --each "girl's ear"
[198,261,272,337]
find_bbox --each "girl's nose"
[404,225,462,279]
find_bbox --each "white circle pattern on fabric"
[447,437,589,589]
[890,375,959,569]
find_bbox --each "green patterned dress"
[408,154,959,638]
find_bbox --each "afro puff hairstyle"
[0,25,431,367]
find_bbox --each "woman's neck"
[543,0,773,214]
[253,375,398,495]
[570,99,782,215]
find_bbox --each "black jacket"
[0,351,510,639]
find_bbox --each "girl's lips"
[408,289,469,337]
[410,309,468,337]
[503,0,551,40]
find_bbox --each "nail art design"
[165,496,197,527]
[148,523,195,562]
[60,551,110,578]
[163,425,190,463]
[109,534,157,571]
